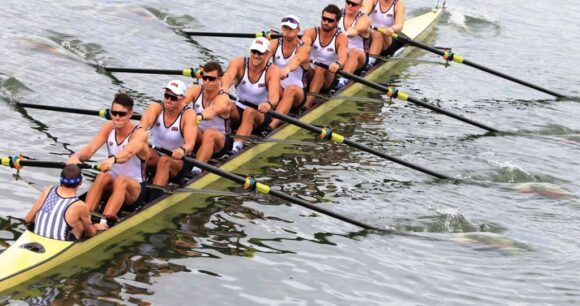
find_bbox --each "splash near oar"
[385,31,566,99]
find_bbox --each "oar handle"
[1,156,100,171]
[390,32,566,98]
[17,102,142,120]
[152,145,382,231]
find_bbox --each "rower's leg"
[102,176,141,217]
[381,35,393,54]
[85,172,114,212]
[196,129,225,163]
[337,49,366,89]
[152,155,173,186]
[231,108,264,153]
[304,66,327,109]
[368,31,386,68]
[343,49,366,74]
[270,86,304,129]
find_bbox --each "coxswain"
[302,4,348,109]
[25,164,108,240]
[139,80,197,185]
[221,37,281,154]
[67,93,149,221]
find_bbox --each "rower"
[24,164,108,240]
[302,4,348,109]
[334,0,372,89]
[140,80,197,185]
[363,0,406,68]
[67,93,149,221]
[182,61,232,176]
[267,14,311,129]
[221,37,281,154]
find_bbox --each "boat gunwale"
[0,8,444,295]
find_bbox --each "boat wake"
[18,33,116,67]
[446,6,501,38]
[140,6,201,29]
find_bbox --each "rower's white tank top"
[338,11,370,52]
[235,57,270,109]
[310,27,339,65]
[193,89,230,134]
[106,126,145,183]
[370,0,398,28]
[272,38,306,89]
[150,106,189,151]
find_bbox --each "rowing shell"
[0,8,444,295]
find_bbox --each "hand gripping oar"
[1,155,100,171]
[152,146,383,231]
[385,30,566,99]
[312,61,500,133]
[181,30,284,39]
[239,101,452,180]
[16,102,142,120]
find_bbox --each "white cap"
[164,80,186,96]
[249,37,270,53]
[281,15,300,29]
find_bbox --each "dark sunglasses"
[281,17,298,24]
[346,0,361,7]
[202,75,218,82]
[110,110,128,117]
[251,49,266,55]
[164,93,180,101]
[321,16,336,23]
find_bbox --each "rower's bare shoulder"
[302,28,316,42]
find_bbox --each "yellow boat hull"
[0,8,444,295]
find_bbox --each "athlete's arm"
[266,39,279,63]
[76,201,107,238]
[67,122,112,164]
[201,94,231,120]
[301,28,316,47]
[258,65,281,113]
[221,57,244,93]
[392,0,406,33]
[100,128,148,171]
[331,33,349,73]
[181,84,202,107]
[24,186,51,224]
[178,109,198,157]
[355,14,372,38]
[285,43,311,74]
[362,0,377,15]
[138,101,162,130]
